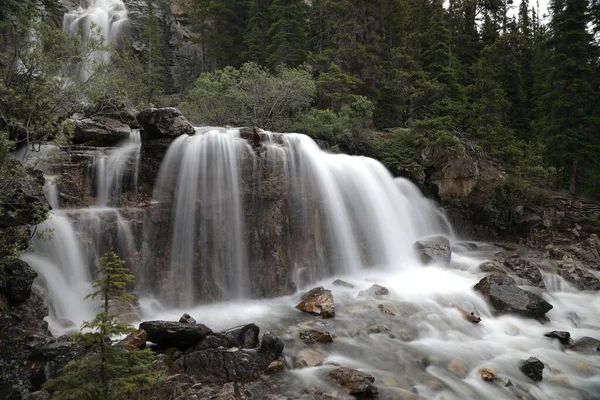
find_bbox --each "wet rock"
[258,332,285,360]
[465,312,481,323]
[358,284,389,297]
[119,329,147,350]
[1,259,38,303]
[328,367,378,398]
[458,241,478,251]
[503,258,545,288]
[544,330,573,347]
[179,313,196,324]
[377,304,396,316]
[474,275,553,318]
[299,329,333,345]
[139,320,212,350]
[480,367,495,381]
[174,333,284,383]
[447,360,468,378]
[332,279,355,288]
[557,262,600,291]
[520,357,544,382]
[189,333,231,351]
[136,108,195,139]
[294,349,324,368]
[265,356,286,374]
[417,357,430,370]
[296,286,335,318]
[365,324,390,335]
[57,318,76,329]
[71,115,131,145]
[222,324,260,349]
[414,239,451,266]
[573,336,600,354]
[478,261,505,273]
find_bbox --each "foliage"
[140,0,166,104]
[43,252,156,400]
[180,62,316,129]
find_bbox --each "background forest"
[1,0,600,199]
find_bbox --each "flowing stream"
[22,128,600,399]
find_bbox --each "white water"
[94,129,141,206]
[19,131,142,334]
[63,0,128,78]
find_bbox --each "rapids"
[21,128,600,399]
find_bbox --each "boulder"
[294,349,324,368]
[557,262,600,291]
[414,240,451,266]
[173,332,284,383]
[0,259,37,303]
[358,284,389,297]
[179,313,196,324]
[332,279,355,288]
[139,320,212,350]
[299,330,333,345]
[520,357,544,382]
[222,324,260,349]
[136,108,195,139]
[119,329,147,350]
[296,286,335,318]
[503,258,545,288]
[328,367,378,398]
[189,333,231,351]
[544,331,573,347]
[71,115,132,145]
[474,275,553,318]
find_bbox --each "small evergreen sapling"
[44,252,156,399]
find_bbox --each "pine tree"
[43,252,156,400]
[191,0,250,70]
[141,0,166,104]
[533,0,598,193]
[243,0,273,65]
[267,0,309,66]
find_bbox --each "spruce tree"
[43,252,156,400]
[533,0,598,193]
[141,0,166,104]
[243,0,273,65]
[267,0,309,66]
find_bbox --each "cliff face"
[122,0,204,93]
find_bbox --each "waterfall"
[146,128,250,306]
[63,0,128,78]
[20,131,142,334]
[93,130,141,206]
[140,129,450,306]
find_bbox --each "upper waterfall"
[63,0,128,77]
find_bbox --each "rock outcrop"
[474,275,553,318]
[71,115,132,145]
[136,108,195,139]
[140,320,212,350]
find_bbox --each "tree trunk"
[569,157,578,194]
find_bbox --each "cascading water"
[21,131,142,334]
[93,129,141,206]
[144,128,250,306]
[63,0,128,78]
